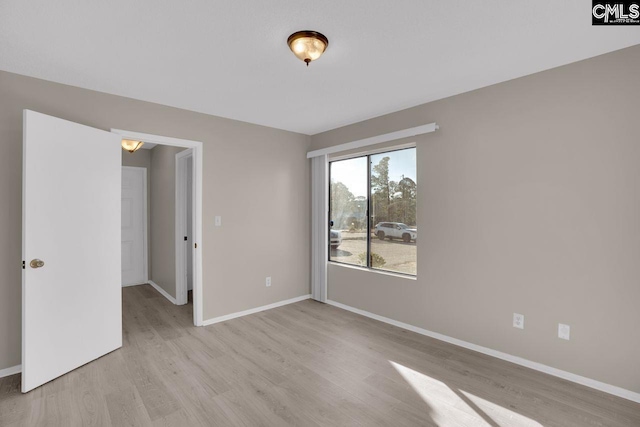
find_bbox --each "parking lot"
[330,232,416,275]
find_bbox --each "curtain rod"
[306,123,439,159]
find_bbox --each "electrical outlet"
[214,216,222,227]
[513,313,524,329]
[558,323,570,340]
[266,277,271,287]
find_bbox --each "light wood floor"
[1,285,639,426]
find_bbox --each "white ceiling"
[1,1,638,135]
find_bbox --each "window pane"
[370,148,417,275]
[330,157,368,266]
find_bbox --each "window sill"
[328,261,417,281]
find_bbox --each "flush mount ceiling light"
[287,30,329,66]
[121,139,144,153]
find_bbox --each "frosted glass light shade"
[121,139,144,153]
[287,31,329,66]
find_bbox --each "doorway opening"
[114,128,203,327]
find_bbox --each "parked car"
[330,230,343,248]
[374,222,417,243]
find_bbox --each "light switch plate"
[513,313,524,329]
[558,323,570,340]
[266,277,271,287]
[215,216,222,227]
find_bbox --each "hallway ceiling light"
[121,139,144,153]
[287,31,329,66]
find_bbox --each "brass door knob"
[30,259,45,268]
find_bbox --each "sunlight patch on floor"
[390,361,543,427]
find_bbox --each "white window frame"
[328,144,418,277]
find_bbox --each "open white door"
[22,110,122,393]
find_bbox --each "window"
[329,147,417,275]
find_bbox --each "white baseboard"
[202,294,311,326]
[148,280,178,305]
[326,299,640,404]
[0,364,21,379]
[122,280,149,288]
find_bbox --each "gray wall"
[121,149,152,279]
[311,45,640,393]
[0,71,311,371]
[149,145,185,298]
[121,147,150,168]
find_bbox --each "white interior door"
[22,110,122,393]
[122,167,147,286]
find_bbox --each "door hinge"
[194,243,198,249]
[184,236,188,241]
[22,261,25,270]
